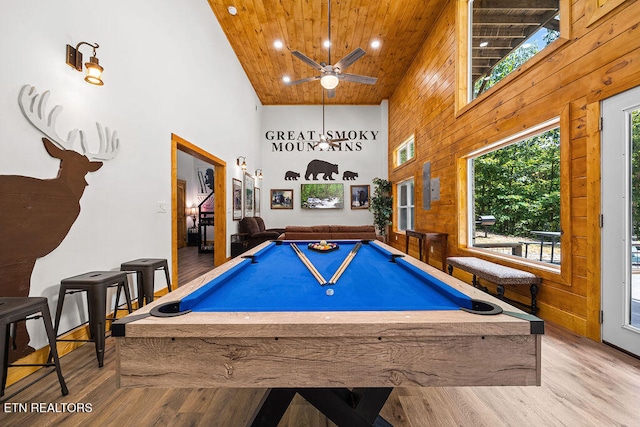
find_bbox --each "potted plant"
[369,177,393,241]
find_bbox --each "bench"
[447,256,541,314]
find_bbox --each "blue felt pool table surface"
[180,240,474,313]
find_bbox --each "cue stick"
[328,242,362,285]
[290,243,327,285]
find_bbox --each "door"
[177,179,187,249]
[601,85,640,356]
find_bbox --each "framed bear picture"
[271,189,293,209]
[350,185,370,209]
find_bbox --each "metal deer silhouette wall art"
[0,85,120,361]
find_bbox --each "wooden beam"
[474,0,558,9]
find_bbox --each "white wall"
[258,102,388,228]
[0,0,261,348]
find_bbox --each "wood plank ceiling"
[206,0,560,106]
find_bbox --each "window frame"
[395,178,415,233]
[456,0,571,114]
[393,134,415,169]
[586,0,628,26]
[458,113,572,283]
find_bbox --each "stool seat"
[120,258,171,307]
[55,271,132,367]
[1,297,68,399]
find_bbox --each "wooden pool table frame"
[114,240,542,426]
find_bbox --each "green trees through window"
[473,127,560,240]
[473,16,559,99]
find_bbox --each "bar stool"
[54,271,133,367]
[120,258,171,307]
[1,297,68,399]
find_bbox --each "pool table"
[113,240,543,426]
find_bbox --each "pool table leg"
[250,387,393,427]
[250,388,296,427]
[298,388,393,427]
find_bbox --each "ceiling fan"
[285,0,377,98]
[312,91,348,150]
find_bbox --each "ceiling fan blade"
[291,50,324,71]
[286,76,321,86]
[329,138,349,143]
[333,48,366,71]
[340,73,378,85]
[326,88,336,98]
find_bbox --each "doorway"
[601,85,640,356]
[171,134,227,286]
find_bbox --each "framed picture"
[350,185,370,209]
[271,189,293,209]
[244,172,254,217]
[232,178,242,220]
[254,187,261,217]
[301,183,344,209]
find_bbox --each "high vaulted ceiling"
[206,1,560,106]
[207,0,446,105]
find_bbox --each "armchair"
[238,217,285,249]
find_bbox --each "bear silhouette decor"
[305,159,339,180]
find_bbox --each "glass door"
[601,85,640,356]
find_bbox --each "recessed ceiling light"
[228,5,237,15]
[371,40,381,49]
[274,40,283,49]
[479,41,488,48]
[282,76,290,83]
[323,40,331,48]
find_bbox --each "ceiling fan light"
[320,74,339,90]
[318,140,330,150]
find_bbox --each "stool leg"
[40,303,68,396]
[48,285,68,364]
[161,262,172,292]
[141,268,155,305]
[87,286,107,367]
[135,272,145,307]
[1,322,9,397]
[113,280,133,319]
[53,285,67,338]
[121,279,133,313]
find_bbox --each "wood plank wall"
[386,0,640,340]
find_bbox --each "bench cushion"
[447,257,540,285]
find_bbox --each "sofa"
[277,225,376,241]
[238,217,285,249]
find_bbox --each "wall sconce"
[66,41,104,86]
[255,169,263,180]
[237,156,247,170]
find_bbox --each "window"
[394,135,415,167]
[468,118,561,265]
[471,0,560,99]
[456,0,568,110]
[397,179,414,232]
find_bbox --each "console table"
[405,229,448,271]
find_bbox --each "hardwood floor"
[2,322,639,426]
[178,246,215,286]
